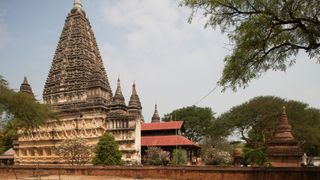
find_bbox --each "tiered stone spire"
[110,78,127,112]
[266,106,302,167]
[128,81,142,114]
[151,104,160,123]
[43,0,112,111]
[19,77,35,99]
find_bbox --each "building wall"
[15,111,141,165]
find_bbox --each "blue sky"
[0,0,319,123]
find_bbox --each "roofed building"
[141,105,200,164]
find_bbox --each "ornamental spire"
[151,104,160,123]
[112,78,126,106]
[20,76,35,99]
[73,0,83,9]
[128,81,142,109]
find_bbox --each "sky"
[0,0,319,122]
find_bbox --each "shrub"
[170,148,188,165]
[143,147,170,165]
[242,147,266,166]
[92,133,122,165]
[202,148,232,165]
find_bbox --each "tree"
[143,147,170,166]
[215,96,320,156]
[163,106,215,142]
[54,138,92,166]
[0,75,57,153]
[92,133,122,165]
[181,0,320,91]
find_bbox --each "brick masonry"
[1,166,319,180]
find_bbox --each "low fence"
[1,165,320,180]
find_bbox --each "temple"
[15,0,142,165]
[266,107,303,167]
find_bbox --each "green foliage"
[202,147,232,165]
[242,147,267,166]
[0,76,57,154]
[92,133,122,166]
[170,148,187,165]
[0,84,57,131]
[181,0,320,91]
[163,106,215,142]
[143,147,170,166]
[215,96,320,156]
[55,138,92,166]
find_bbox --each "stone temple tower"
[15,0,142,165]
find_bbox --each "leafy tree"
[163,106,215,142]
[170,148,188,165]
[92,133,122,165]
[215,96,320,156]
[55,138,92,166]
[143,147,170,166]
[0,75,57,153]
[181,0,320,91]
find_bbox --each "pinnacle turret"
[128,81,142,109]
[110,78,127,112]
[151,104,160,123]
[20,76,35,99]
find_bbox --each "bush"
[202,148,232,165]
[92,133,122,165]
[170,148,188,165]
[242,147,266,166]
[143,147,170,165]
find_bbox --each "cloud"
[98,0,229,120]
[97,0,320,123]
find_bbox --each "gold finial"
[282,106,286,114]
[73,0,83,9]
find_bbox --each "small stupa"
[266,106,303,167]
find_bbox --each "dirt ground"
[0,174,169,180]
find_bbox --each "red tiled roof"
[141,135,200,148]
[141,121,183,131]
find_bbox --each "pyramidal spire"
[266,106,302,167]
[151,104,160,123]
[273,106,294,140]
[20,76,35,99]
[43,0,112,110]
[73,0,83,10]
[112,78,126,106]
[128,81,142,109]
